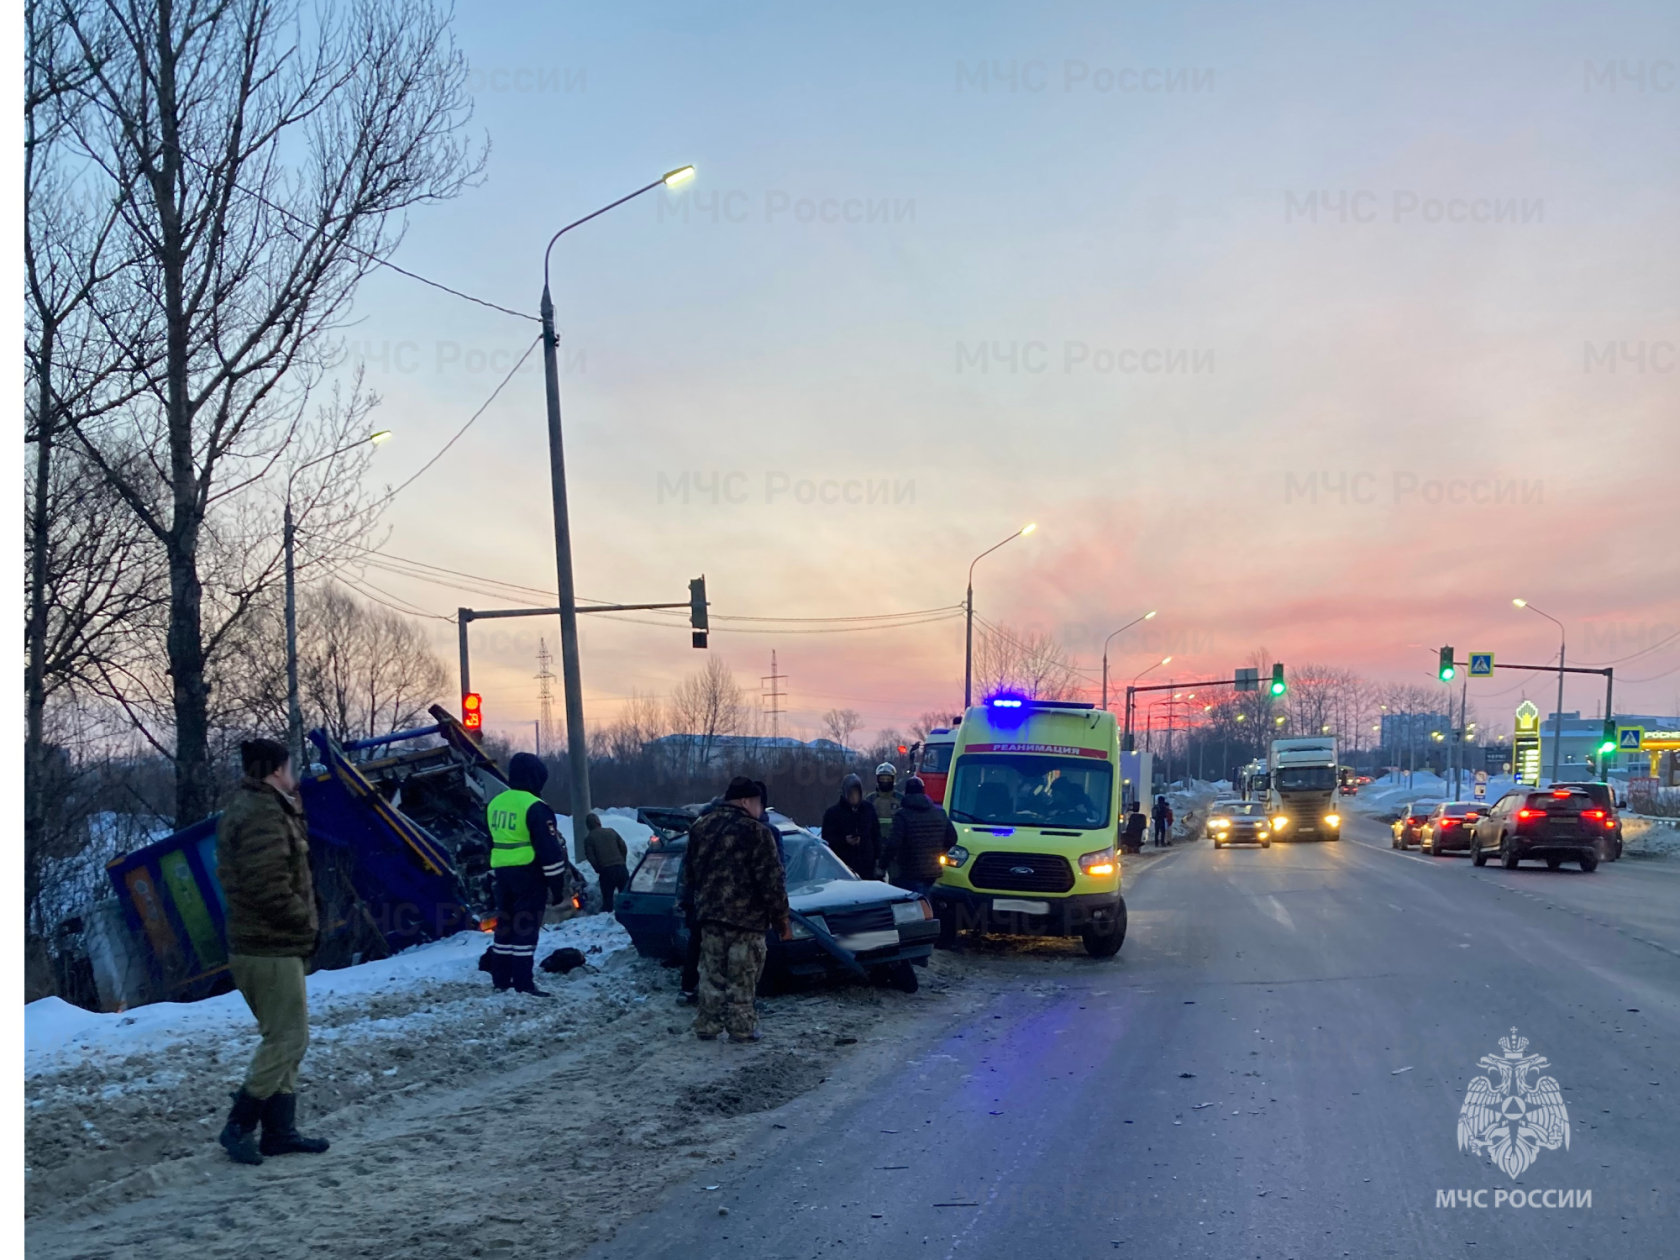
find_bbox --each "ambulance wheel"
[1082,903,1127,959]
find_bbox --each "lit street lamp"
[963,523,1036,708]
[539,165,694,847]
[285,430,392,768]
[1122,655,1171,752]
[1101,611,1157,713]
[1513,597,1567,784]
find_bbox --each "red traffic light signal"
[897,744,908,755]
[462,692,483,731]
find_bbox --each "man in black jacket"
[820,773,880,878]
[882,776,957,895]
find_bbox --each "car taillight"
[1515,808,1543,821]
[1440,818,1459,828]
[1551,789,1572,799]
[1583,809,1605,820]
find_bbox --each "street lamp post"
[285,431,392,769]
[1122,655,1171,752]
[539,166,694,850]
[1101,610,1157,712]
[1513,598,1567,784]
[963,523,1036,709]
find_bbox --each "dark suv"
[1549,782,1623,860]
[1470,788,1609,872]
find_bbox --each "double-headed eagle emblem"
[1457,1028,1570,1179]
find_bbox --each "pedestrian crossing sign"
[1468,653,1494,677]
[1617,726,1644,751]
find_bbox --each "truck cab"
[1267,737,1341,840]
[935,698,1126,958]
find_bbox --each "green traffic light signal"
[1598,719,1616,755]
[1438,646,1455,682]
[1270,663,1286,696]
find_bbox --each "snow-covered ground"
[26,912,634,1080]
[558,807,658,904]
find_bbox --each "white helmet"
[875,761,897,778]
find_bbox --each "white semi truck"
[1266,736,1342,840]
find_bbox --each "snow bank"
[24,912,632,1080]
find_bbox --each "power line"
[176,147,536,323]
[1573,628,1680,667]
[374,335,540,505]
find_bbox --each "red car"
[1421,802,1485,855]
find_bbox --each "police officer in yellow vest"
[485,752,572,996]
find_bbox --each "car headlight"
[1210,817,1230,829]
[1080,846,1116,877]
[1272,816,1288,829]
[788,914,826,940]
[1324,814,1340,827]
[892,899,932,925]
[940,844,970,868]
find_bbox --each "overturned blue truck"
[101,707,579,1008]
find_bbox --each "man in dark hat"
[216,737,329,1165]
[679,776,789,1041]
[483,752,573,996]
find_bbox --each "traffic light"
[461,692,482,732]
[1270,663,1286,696]
[689,575,708,649]
[1438,646,1455,683]
[1598,719,1617,755]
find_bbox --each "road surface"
[588,812,1679,1259]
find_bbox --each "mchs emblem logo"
[1457,1028,1571,1179]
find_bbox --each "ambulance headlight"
[940,845,970,868]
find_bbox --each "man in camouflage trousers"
[681,777,790,1042]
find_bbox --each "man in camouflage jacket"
[680,777,789,1041]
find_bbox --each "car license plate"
[992,898,1050,916]
[836,930,899,953]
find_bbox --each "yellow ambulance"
[934,698,1126,957]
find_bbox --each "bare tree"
[908,709,955,743]
[601,690,667,763]
[974,624,1085,701]
[821,707,863,750]
[45,0,482,825]
[669,657,746,771]
[217,584,447,747]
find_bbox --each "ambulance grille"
[970,852,1075,893]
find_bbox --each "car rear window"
[629,851,683,894]
[1526,791,1589,808]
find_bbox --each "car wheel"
[1502,839,1519,870]
[1471,841,1486,866]
[1579,853,1598,873]
[1546,857,1562,870]
[1261,839,1271,848]
[886,960,919,993]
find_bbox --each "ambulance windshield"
[948,754,1113,829]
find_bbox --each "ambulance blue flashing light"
[991,698,1024,708]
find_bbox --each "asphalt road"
[588,812,1679,1260]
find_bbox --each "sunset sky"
[329,0,1680,747]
